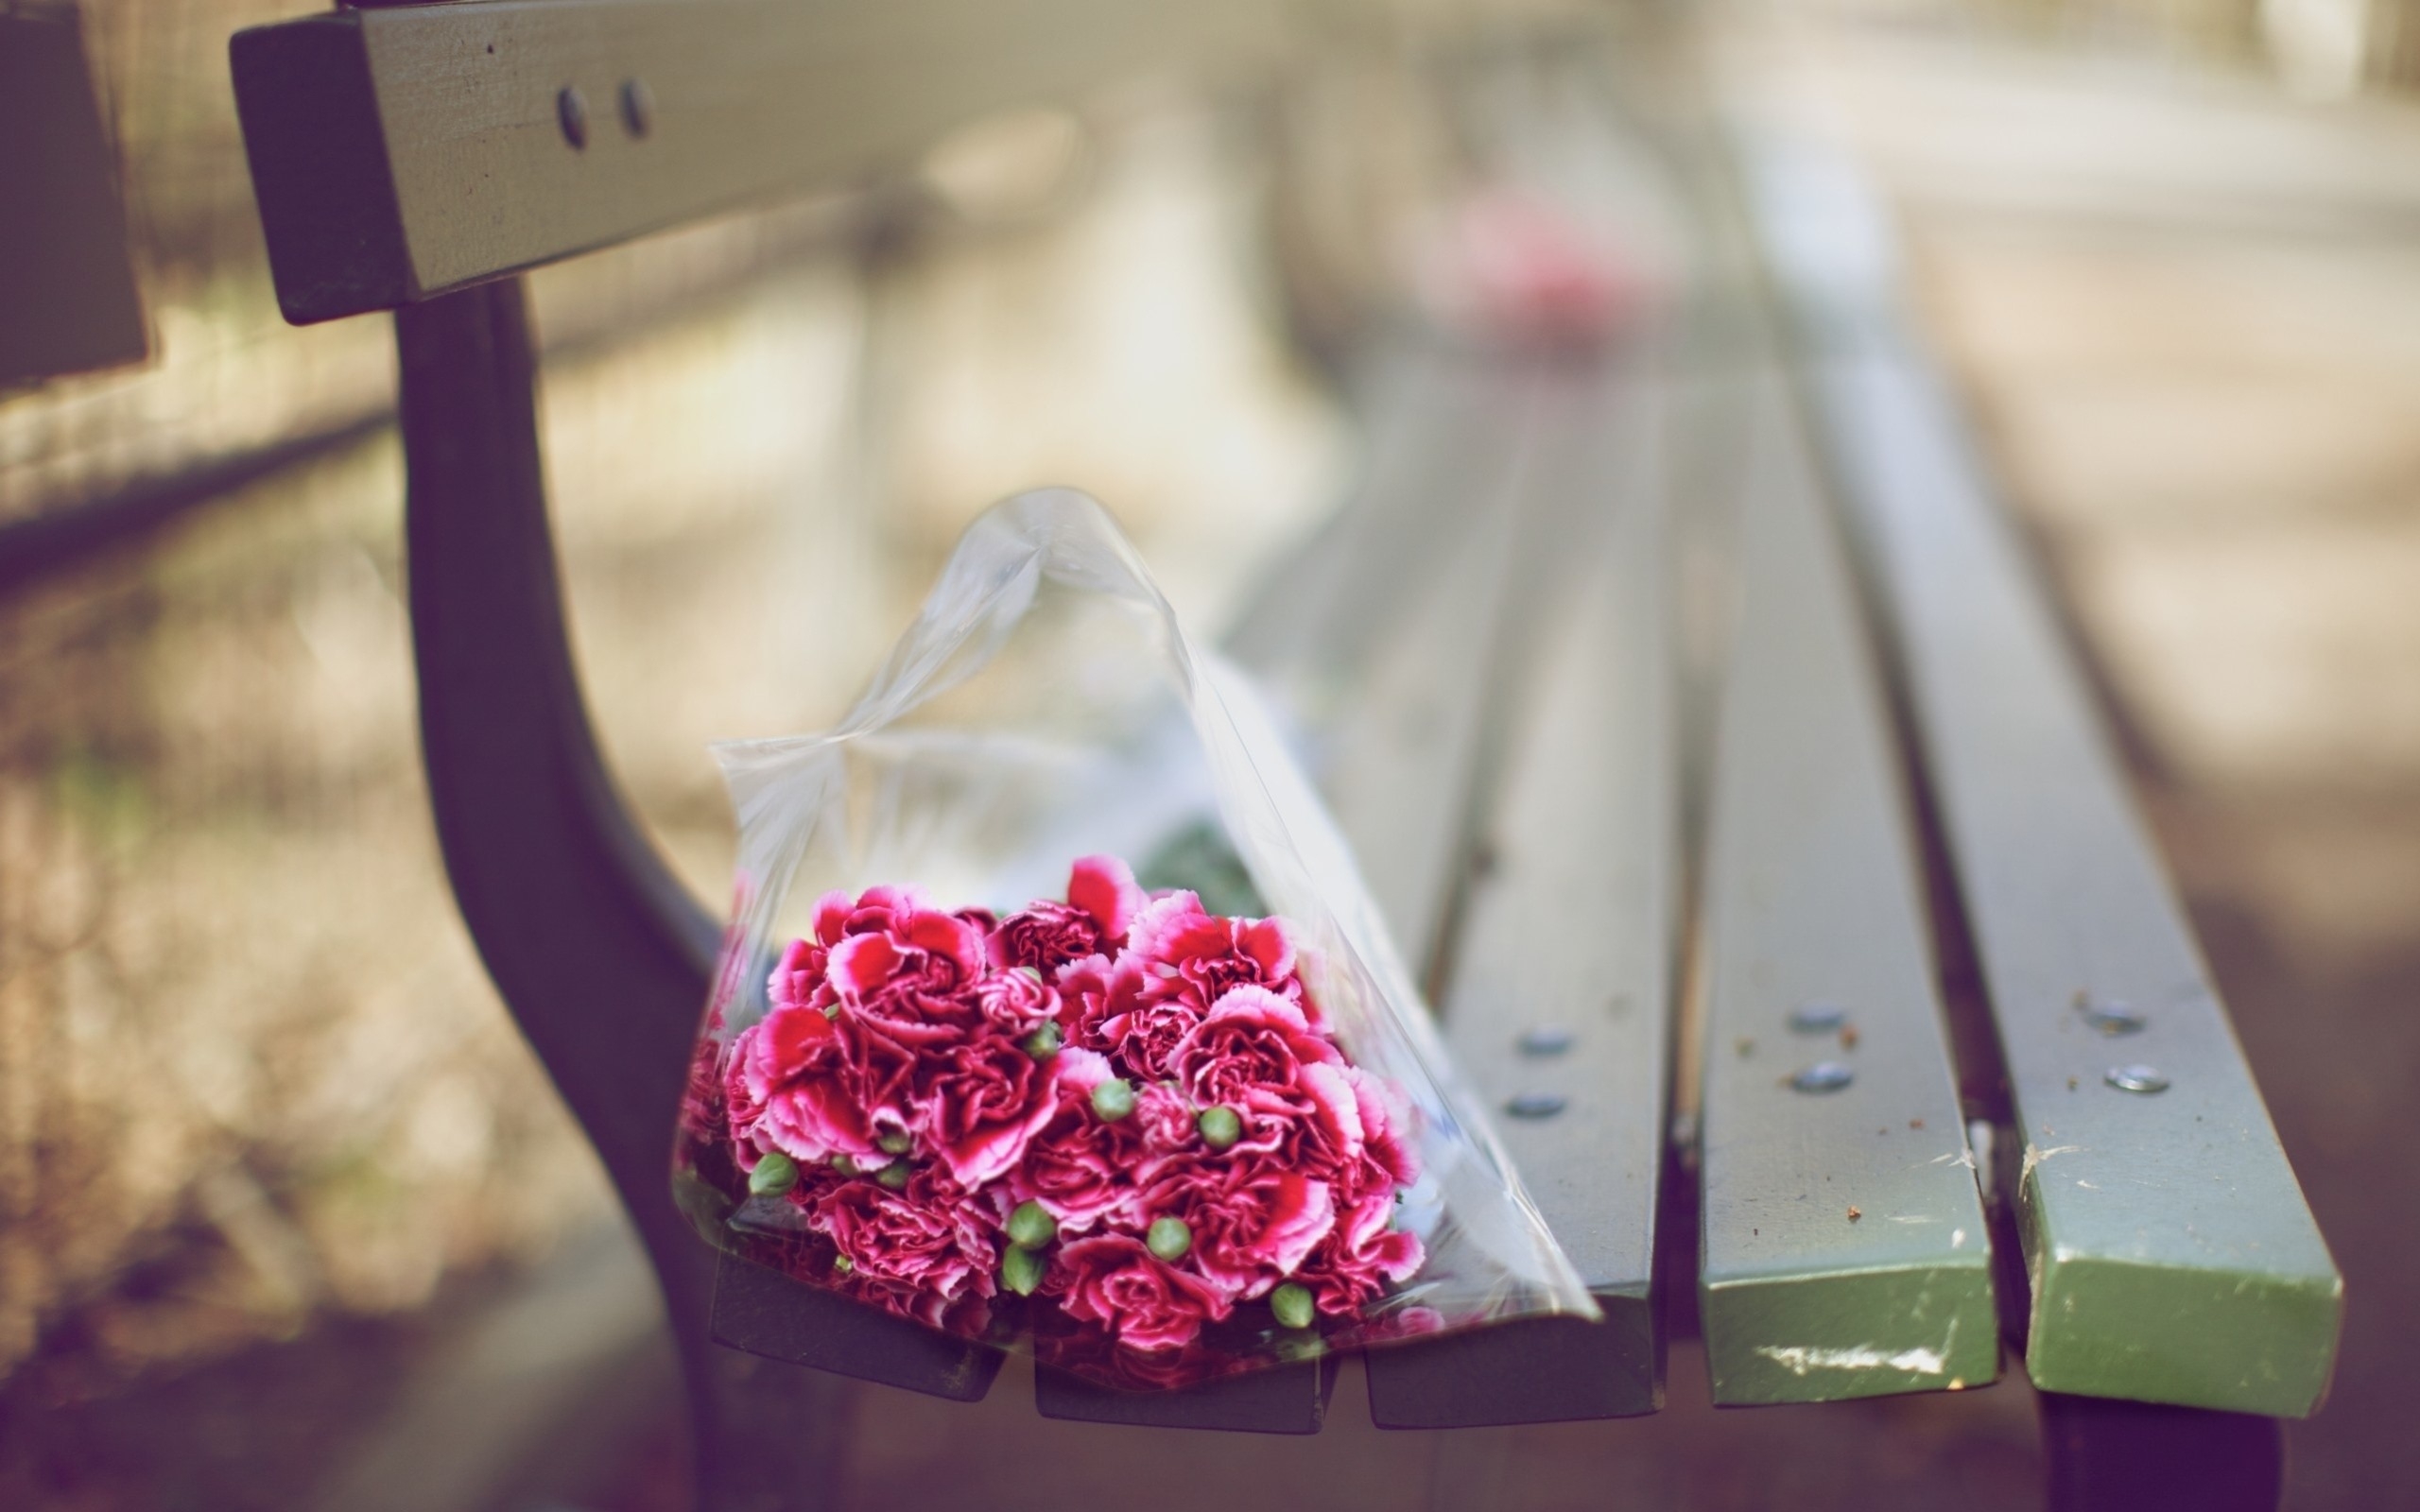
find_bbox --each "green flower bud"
[832,1155,859,1177]
[1007,1199,1058,1248]
[748,1151,799,1197]
[1002,1244,1046,1297]
[874,1160,911,1191]
[877,1128,912,1156]
[1017,966,1046,984]
[1021,1021,1063,1059]
[1270,1282,1315,1330]
[1091,1077,1136,1121]
[830,1255,855,1276]
[1196,1106,1242,1150]
[1146,1216,1192,1262]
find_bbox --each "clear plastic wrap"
[674,490,1595,1390]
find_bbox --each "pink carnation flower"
[991,856,1147,973]
[767,935,836,1016]
[1132,1082,1197,1153]
[1126,893,1308,1022]
[1293,1187,1424,1316]
[1167,986,1344,1125]
[1052,1235,1230,1352]
[911,1027,1061,1187]
[968,967,1058,1035]
[1082,962,1206,1081]
[811,883,941,946]
[804,1166,998,1301]
[1066,854,1148,940]
[989,902,1109,975]
[827,908,989,1048]
[725,1001,875,1166]
[998,1048,1147,1234]
[1140,1154,1337,1300]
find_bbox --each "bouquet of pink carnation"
[691,853,1424,1378]
[671,490,1593,1394]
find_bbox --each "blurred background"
[3,0,2417,1507]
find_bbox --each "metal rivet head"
[618,77,654,138]
[1789,1002,1847,1033]
[2106,1065,2169,1094]
[557,86,589,148]
[2077,997,2147,1036]
[1517,1026,1574,1057]
[1789,1062,1855,1094]
[1505,1092,1567,1119]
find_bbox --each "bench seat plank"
[1694,383,1997,1405]
[1235,350,1546,965]
[711,1250,1003,1400]
[1742,135,2343,1418]
[1364,358,1674,1427]
[1032,1354,1342,1435]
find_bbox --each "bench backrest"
[233,0,1297,322]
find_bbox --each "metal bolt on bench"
[223,4,2340,1507]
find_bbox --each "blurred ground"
[5,2,2420,1509]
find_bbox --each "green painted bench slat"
[1694,378,1998,1405]
[1365,358,1676,1426]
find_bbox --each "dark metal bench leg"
[396,278,853,1510]
[2038,1393,2284,1512]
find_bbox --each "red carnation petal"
[1236,917,1295,979]
[898,909,986,976]
[760,1000,841,1066]
[811,889,858,946]
[1067,854,1148,939]
[828,932,901,998]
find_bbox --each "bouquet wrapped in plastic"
[674,490,1593,1390]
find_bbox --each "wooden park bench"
[226,3,2342,1507]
